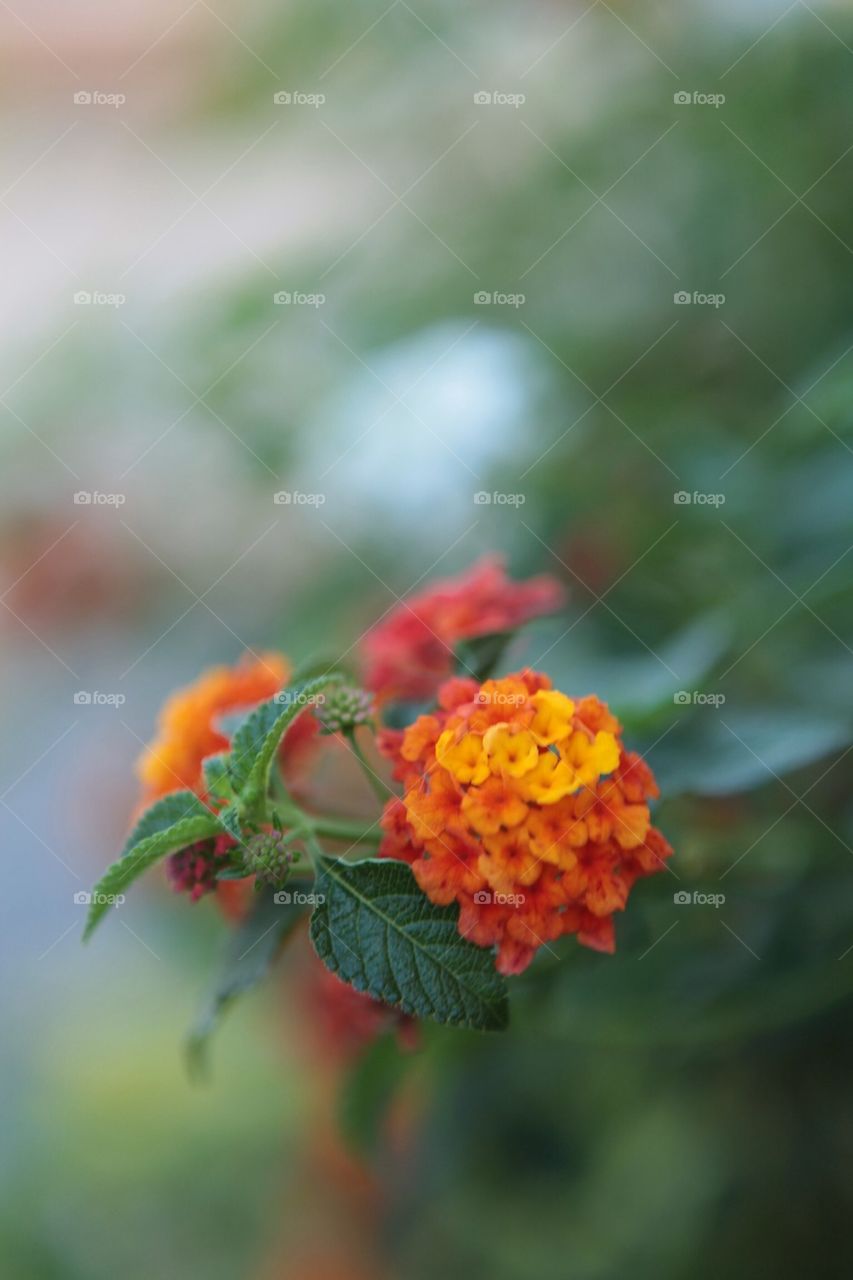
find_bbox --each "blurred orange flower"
[136,651,308,804]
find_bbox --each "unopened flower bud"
[241,832,294,887]
[316,686,374,736]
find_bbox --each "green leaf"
[216,802,244,844]
[227,673,344,810]
[84,811,223,940]
[186,888,306,1076]
[202,754,234,806]
[339,1031,413,1157]
[288,655,351,684]
[454,630,513,683]
[120,790,214,860]
[309,857,509,1031]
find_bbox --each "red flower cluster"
[166,835,237,901]
[380,670,672,974]
[362,555,564,704]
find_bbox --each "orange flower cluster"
[137,651,292,803]
[362,555,564,704]
[380,670,672,974]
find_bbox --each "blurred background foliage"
[1,0,853,1276]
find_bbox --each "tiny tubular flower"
[516,751,577,805]
[436,729,490,785]
[380,669,672,974]
[461,776,529,835]
[482,724,539,778]
[529,689,576,745]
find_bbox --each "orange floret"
[380,670,672,974]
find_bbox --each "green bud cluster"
[241,832,294,887]
[316,685,374,736]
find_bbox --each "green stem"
[259,799,381,848]
[344,727,394,805]
[310,816,383,846]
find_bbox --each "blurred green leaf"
[653,709,852,796]
[339,1031,413,1156]
[454,630,513,683]
[186,889,305,1076]
[545,614,731,721]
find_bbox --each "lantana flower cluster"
[380,670,672,975]
[109,555,671,1041]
